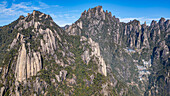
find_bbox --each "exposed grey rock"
[81,50,90,64]
[0,86,5,96]
[55,75,60,82]
[40,28,56,54]
[67,74,76,85]
[60,70,67,81]
[10,33,20,49]
[85,38,107,76]
[102,83,108,96]
[14,33,42,82]
[77,21,83,29]
[15,42,27,82]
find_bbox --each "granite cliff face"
[14,33,42,82]
[65,6,170,96]
[81,37,107,76]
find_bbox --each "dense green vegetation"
[0,20,19,66]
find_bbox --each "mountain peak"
[32,10,43,16]
[95,5,103,9]
[128,19,140,26]
[19,15,25,19]
[25,10,52,21]
[27,11,52,23]
[78,6,120,27]
[159,17,166,25]
[14,10,54,30]
[94,5,103,11]
[151,20,157,26]
[86,6,103,12]
[80,6,112,21]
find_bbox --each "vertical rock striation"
[81,36,107,76]
[15,34,42,82]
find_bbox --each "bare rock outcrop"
[10,33,20,49]
[15,33,42,82]
[40,28,56,55]
[0,86,5,96]
[55,70,67,83]
[15,42,27,82]
[81,36,107,76]
[88,38,107,76]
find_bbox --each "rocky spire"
[82,6,104,15]
[14,10,54,30]
[151,20,157,26]
[95,5,103,12]
[19,15,25,19]
[159,17,166,25]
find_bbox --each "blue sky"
[0,0,170,27]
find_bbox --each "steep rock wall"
[81,36,107,76]
[15,34,42,82]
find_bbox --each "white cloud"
[0,1,78,26]
[50,14,58,18]
[0,1,41,16]
[50,13,78,27]
[0,1,59,16]
[119,17,170,25]
[55,5,59,7]
[39,1,49,8]
[120,17,142,23]
[55,21,72,27]
[38,1,60,8]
